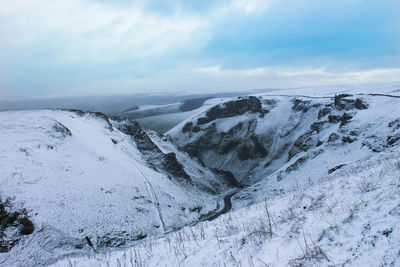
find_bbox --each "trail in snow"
[131,164,167,232]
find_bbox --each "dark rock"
[318,106,331,119]
[118,121,159,152]
[197,97,262,125]
[292,99,311,113]
[328,114,341,123]
[286,156,308,172]
[362,135,385,152]
[328,164,346,174]
[340,113,353,126]
[52,122,72,138]
[349,130,359,136]
[328,113,352,125]
[19,217,34,235]
[182,123,219,158]
[288,131,318,160]
[237,136,267,161]
[0,197,35,253]
[197,117,213,125]
[192,125,201,132]
[342,136,355,143]
[382,229,393,237]
[333,94,360,110]
[310,121,327,133]
[388,118,400,131]
[354,98,368,110]
[220,140,240,154]
[182,122,193,133]
[117,121,191,182]
[189,206,202,212]
[328,133,340,142]
[163,152,191,181]
[212,169,243,188]
[334,94,353,106]
[97,232,147,248]
[387,134,400,146]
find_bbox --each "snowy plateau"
[1,82,400,266]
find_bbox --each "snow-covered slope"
[168,89,400,189]
[0,110,230,266]
[2,82,400,266]
[54,147,400,266]
[52,82,400,267]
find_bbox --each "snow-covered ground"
[53,147,400,266]
[1,82,400,266]
[0,110,223,266]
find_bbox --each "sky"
[0,0,399,99]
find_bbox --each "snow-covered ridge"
[0,109,230,266]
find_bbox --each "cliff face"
[168,94,398,185]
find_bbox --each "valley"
[1,82,399,266]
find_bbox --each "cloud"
[230,0,273,14]
[192,65,400,86]
[194,66,269,77]
[0,0,398,98]
[0,0,210,63]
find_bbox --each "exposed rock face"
[292,99,312,112]
[182,122,193,133]
[211,169,244,188]
[328,164,346,174]
[196,96,262,125]
[328,113,353,125]
[288,130,320,160]
[169,94,390,185]
[310,121,327,133]
[117,121,191,182]
[333,95,368,111]
[0,198,34,253]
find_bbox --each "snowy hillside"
[1,82,400,266]
[54,147,400,266]
[0,110,231,266]
[53,82,400,267]
[168,86,400,190]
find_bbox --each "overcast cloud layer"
[0,0,399,98]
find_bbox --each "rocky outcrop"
[196,96,262,125]
[288,130,320,160]
[333,95,368,111]
[117,121,191,183]
[0,197,34,253]
[52,121,72,138]
[171,94,385,185]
